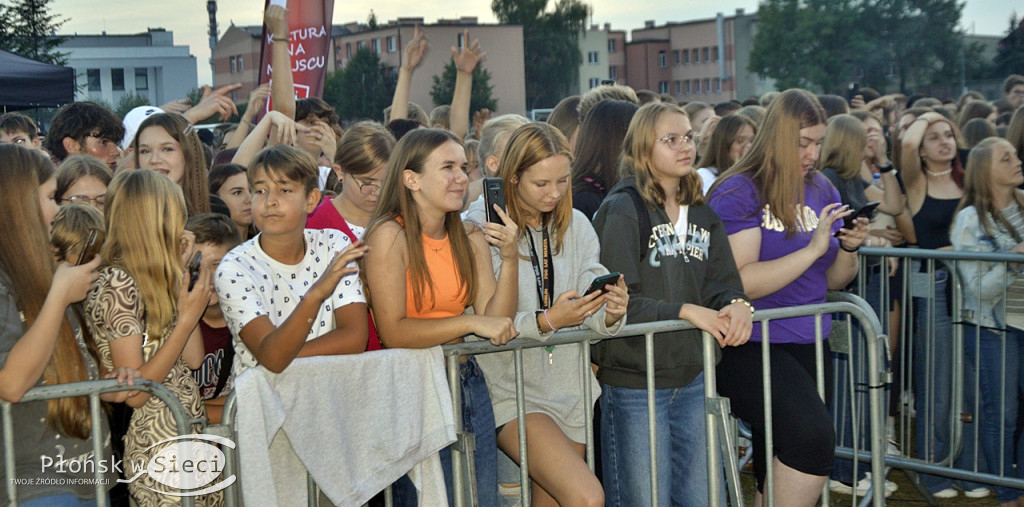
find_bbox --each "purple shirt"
[708,172,841,344]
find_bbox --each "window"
[674,80,682,94]
[237,55,244,72]
[357,40,366,50]
[230,56,236,73]
[231,89,238,101]
[702,47,709,63]
[609,66,617,80]
[588,51,599,64]
[703,78,711,94]
[387,35,396,52]
[691,48,699,63]
[712,46,719,62]
[713,77,721,93]
[608,39,616,53]
[372,38,381,53]
[111,68,124,91]
[683,50,690,65]
[685,80,692,94]
[346,42,352,58]
[757,73,767,84]
[659,81,669,94]
[589,77,600,89]
[457,32,465,50]
[693,79,701,94]
[658,51,666,68]
[134,68,148,90]
[87,69,101,91]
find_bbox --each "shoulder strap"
[618,186,652,259]
[211,340,235,399]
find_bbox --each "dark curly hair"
[44,102,125,161]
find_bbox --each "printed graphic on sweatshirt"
[647,223,711,267]
[761,204,821,233]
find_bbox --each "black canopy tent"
[0,49,75,111]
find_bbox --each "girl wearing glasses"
[592,102,752,506]
[55,155,112,213]
[707,89,867,506]
[307,121,396,351]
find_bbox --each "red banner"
[257,0,334,112]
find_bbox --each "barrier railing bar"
[89,393,105,506]
[645,330,658,505]
[447,353,465,507]
[514,347,530,507]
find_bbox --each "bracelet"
[877,162,894,173]
[729,298,755,314]
[542,309,559,333]
[272,35,290,43]
[840,243,860,253]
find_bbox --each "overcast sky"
[52,0,1019,86]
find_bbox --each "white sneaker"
[933,487,958,499]
[962,486,991,499]
[828,473,896,497]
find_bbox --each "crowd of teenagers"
[3,15,1024,506]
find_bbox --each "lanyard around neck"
[527,227,553,309]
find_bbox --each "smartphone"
[482,177,506,223]
[846,81,861,101]
[187,251,203,291]
[836,201,880,236]
[585,272,621,296]
[76,228,101,266]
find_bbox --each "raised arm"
[449,30,485,140]
[864,134,904,216]
[899,112,941,193]
[390,25,427,123]
[265,4,295,119]
[231,110,298,167]
[0,258,100,402]
[225,84,270,150]
[182,84,241,125]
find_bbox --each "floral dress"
[86,266,223,506]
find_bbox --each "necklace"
[925,168,952,176]
[430,245,445,252]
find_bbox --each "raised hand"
[183,84,242,124]
[52,255,102,306]
[403,24,428,71]
[452,30,485,74]
[482,205,519,261]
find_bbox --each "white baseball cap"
[120,106,164,150]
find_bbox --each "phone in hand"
[76,228,101,266]
[187,251,202,291]
[482,177,506,223]
[585,272,621,296]
[836,201,880,237]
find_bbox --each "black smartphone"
[836,201,880,236]
[847,81,861,101]
[187,251,202,291]
[76,228,101,266]
[585,272,621,296]
[482,177,506,223]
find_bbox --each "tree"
[492,0,590,109]
[5,0,68,65]
[994,14,1024,77]
[430,58,498,114]
[115,92,151,118]
[750,0,966,93]
[324,47,397,122]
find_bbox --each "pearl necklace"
[925,168,952,177]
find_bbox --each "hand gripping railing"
[2,378,197,507]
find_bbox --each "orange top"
[406,232,469,319]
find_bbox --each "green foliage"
[115,92,151,118]
[994,15,1024,77]
[324,47,397,122]
[430,59,498,114]
[751,0,967,93]
[492,0,590,108]
[1,0,68,65]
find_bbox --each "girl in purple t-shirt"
[707,89,868,506]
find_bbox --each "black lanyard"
[527,228,553,309]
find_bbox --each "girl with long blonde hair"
[85,169,221,505]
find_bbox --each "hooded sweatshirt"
[591,177,747,389]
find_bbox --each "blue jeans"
[600,373,725,507]
[20,493,107,506]
[965,325,1024,502]
[912,267,985,492]
[393,357,498,507]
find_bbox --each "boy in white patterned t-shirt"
[215,144,369,374]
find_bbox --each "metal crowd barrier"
[440,295,889,507]
[2,378,197,507]
[856,246,1024,504]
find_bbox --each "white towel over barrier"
[234,347,456,506]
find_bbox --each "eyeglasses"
[657,133,698,150]
[351,178,380,196]
[61,194,106,208]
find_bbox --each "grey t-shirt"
[0,269,115,502]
